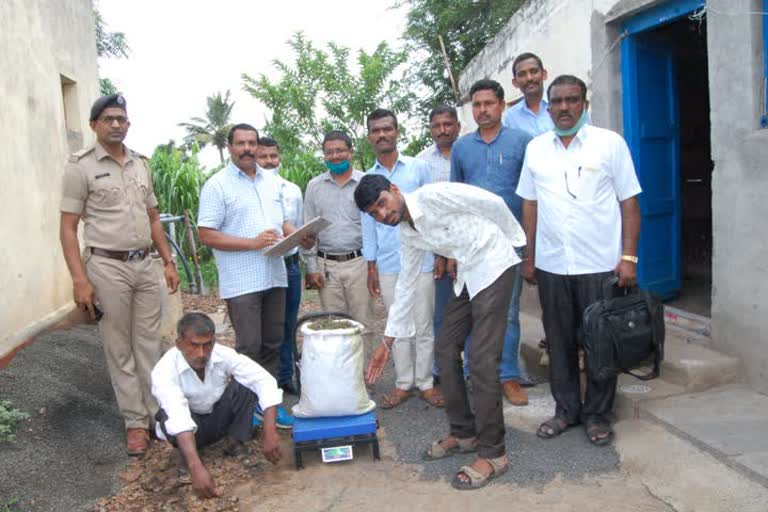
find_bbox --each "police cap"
[89,94,127,122]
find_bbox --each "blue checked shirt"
[450,125,532,222]
[362,155,434,275]
[198,163,287,299]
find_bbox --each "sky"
[97,0,409,168]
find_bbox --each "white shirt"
[265,167,304,257]
[516,124,642,275]
[151,344,283,439]
[384,182,526,338]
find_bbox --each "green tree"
[242,32,417,190]
[93,3,130,95]
[399,0,523,111]
[178,90,235,164]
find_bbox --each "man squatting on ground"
[356,175,526,490]
[197,124,312,428]
[255,136,304,396]
[152,313,283,499]
[59,94,180,456]
[517,75,641,446]
[362,108,443,409]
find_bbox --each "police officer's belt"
[317,249,362,262]
[91,247,151,262]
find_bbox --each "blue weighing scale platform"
[292,411,379,470]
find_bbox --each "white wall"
[0,0,99,363]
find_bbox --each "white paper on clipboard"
[264,216,332,257]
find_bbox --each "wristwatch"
[621,254,638,264]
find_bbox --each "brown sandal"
[420,387,445,408]
[380,389,413,409]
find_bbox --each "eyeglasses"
[323,148,350,157]
[563,167,581,199]
[99,115,129,125]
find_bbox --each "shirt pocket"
[577,157,609,201]
[89,177,124,208]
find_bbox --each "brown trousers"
[86,253,162,430]
[435,266,516,459]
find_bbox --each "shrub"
[0,400,29,443]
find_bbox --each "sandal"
[420,387,445,408]
[585,422,614,446]
[422,436,477,461]
[380,389,413,409]
[536,417,575,440]
[451,455,509,490]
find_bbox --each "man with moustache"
[59,94,180,456]
[356,176,525,489]
[363,108,441,409]
[198,124,308,429]
[502,52,555,136]
[303,131,373,340]
[450,79,532,407]
[255,136,304,395]
[152,313,283,499]
[517,75,641,446]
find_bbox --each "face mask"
[325,159,350,175]
[258,164,280,176]
[554,110,588,137]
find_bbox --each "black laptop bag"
[582,277,665,382]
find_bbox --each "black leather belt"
[284,253,300,265]
[317,249,362,262]
[91,247,151,262]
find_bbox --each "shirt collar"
[473,124,506,145]
[321,169,360,185]
[174,344,225,378]
[550,122,590,147]
[373,153,406,174]
[430,144,450,160]
[94,142,134,164]
[228,162,261,181]
[519,98,548,116]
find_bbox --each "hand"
[189,462,221,499]
[164,262,180,294]
[306,272,325,290]
[73,279,96,320]
[521,258,537,285]
[261,427,282,464]
[253,229,282,250]
[446,259,457,281]
[433,256,446,280]
[365,340,391,384]
[614,260,637,288]
[367,267,381,297]
[299,234,315,250]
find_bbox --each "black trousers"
[156,380,257,447]
[435,266,516,459]
[536,269,617,425]
[226,287,286,379]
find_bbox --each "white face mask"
[257,164,280,175]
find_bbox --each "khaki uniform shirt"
[60,143,158,250]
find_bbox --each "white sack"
[292,319,376,417]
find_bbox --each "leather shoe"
[501,380,529,406]
[126,428,150,456]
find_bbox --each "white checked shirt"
[151,344,283,439]
[415,143,451,182]
[384,182,526,339]
[198,164,287,299]
[516,124,642,275]
[265,167,303,257]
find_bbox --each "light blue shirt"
[362,155,434,275]
[502,99,554,137]
[198,163,287,299]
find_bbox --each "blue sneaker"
[252,404,263,427]
[276,405,294,430]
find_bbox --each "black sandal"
[585,422,614,446]
[536,417,574,439]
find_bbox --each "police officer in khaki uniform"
[59,95,180,456]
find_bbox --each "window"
[60,74,82,151]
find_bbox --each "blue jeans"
[435,266,523,382]
[279,257,302,385]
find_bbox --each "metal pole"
[184,210,206,295]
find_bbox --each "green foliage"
[242,32,418,181]
[178,90,235,164]
[399,0,523,112]
[149,143,205,217]
[94,5,130,59]
[1,497,22,512]
[0,400,29,443]
[177,258,218,292]
[99,77,118,96]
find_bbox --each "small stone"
[119,468,143,483]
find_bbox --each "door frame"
[620,0,705,297]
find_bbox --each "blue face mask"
[325,159,350,175]
[554,110,589,137]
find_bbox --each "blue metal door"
[621,35,681,297]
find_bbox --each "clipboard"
[264,217,332,257]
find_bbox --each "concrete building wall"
[0,0,100,363]
[706,0,768,393]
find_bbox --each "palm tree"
[178,90,235,164]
